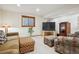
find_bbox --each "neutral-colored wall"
[50,14,79,34]
[1,10,44,37]
[1,10,79,36]
[0,11,1,25]
[0,9,2,26]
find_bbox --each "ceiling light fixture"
[36,8,40,12]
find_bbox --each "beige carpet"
[28,36,58,54]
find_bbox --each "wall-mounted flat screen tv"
[42,22,55,31]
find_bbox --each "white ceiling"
[0,4,79,18]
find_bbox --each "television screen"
[42,22,55,31]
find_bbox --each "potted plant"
[28,27,34,37]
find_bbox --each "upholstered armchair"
[0,30,7,44]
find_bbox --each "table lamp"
[2,24,11,34]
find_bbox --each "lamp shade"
[2,24,11,34]
[2,24,11,28]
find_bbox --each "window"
[21,16,35,27]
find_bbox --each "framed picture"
[21,16,35,27]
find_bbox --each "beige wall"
[50,14,79,34]
[0,9,2,26]
[1,10,44,37]
[77,16,79,30]
[1,9,79,36]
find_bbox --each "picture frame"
[21,16,35,27]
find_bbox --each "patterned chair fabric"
[68,31,79,38]
[54,36,79,54]
[0,30,6,44]
[44,36,56,47]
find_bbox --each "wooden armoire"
[59,22,71,36]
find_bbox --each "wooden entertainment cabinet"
[59,22,71,36]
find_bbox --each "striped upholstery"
[0,30,6,44]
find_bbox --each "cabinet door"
[59,23,66,36]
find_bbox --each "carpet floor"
[28,36,58,54]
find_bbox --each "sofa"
[0,32,35,54]
[68,31,79,37]
[0,37,35,54]
[0,29,35,54]
[54,36,79,54]
[0,39,19,54]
